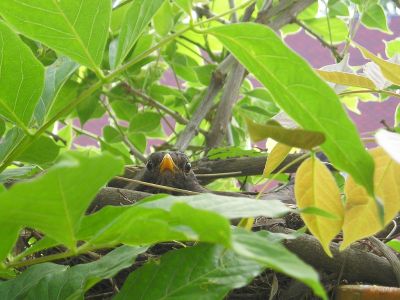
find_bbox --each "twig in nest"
[114,176,200,195]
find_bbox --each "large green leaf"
[0,0,111,70]
[34,57,78,126]
[0,129,59,166]
[129,111,161,133]
[115,244,264,300]
[138,193,290,219]
[77,202,232,247]
[232,228,327,300]
[208,23,375,196]
[114,0,164,67]
[16,136,60,165]
[0,245,147,300]
[0,21,44,128]
[0,128,25,164]
[0,152,124,250]
[361,3,390,33]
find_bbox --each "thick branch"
[270,226,398,287]
[206,61,246,148]
[175,0,316,151]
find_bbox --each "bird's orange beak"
[159,153,177,173]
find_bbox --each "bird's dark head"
[140,151,205,193]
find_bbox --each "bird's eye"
[146,160,154,171]
[184,162,192,173]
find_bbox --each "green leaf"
[103,125,122,143]
[0,0,111,71]
[0,128,57,169]
[0,127,24,164]
[395,103,400,128]
[206,147,263,160]
[0,245,147,300]
[129,111,161,133]
[46,80,79,122]
[304,18,348,44]
[0,21,44,128]
[174,0,193,15]
[128,132,147,153]
[0,119,5,138]
[328,0,349,17]
[116,244,264,300]
[114,0,164,67]
[246,119,326,149]
[138,193,290,219]
[16,136,60,165]
[0,152,124,250]
[76,94,104,125]
[78,202,231,247]
[232,228,327,300]
[208,23,375,196]
[0,166,38,184]
[153,0,174,36]
[34,57,78,126]
[387,240,400,253]
[385,38,400,58]
[361,3,391,33]
[111,100,138,121]
[15,236,58,261]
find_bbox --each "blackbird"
[126,151,208,194]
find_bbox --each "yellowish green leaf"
[263,143,292,177]
[295,156,344,256]
[316,70,376,89]
[356,43,400,86]
[341,148,400,249]
[246,119,325,150]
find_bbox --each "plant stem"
[339,89,400,99]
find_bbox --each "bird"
[125,151,208,194]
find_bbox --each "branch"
[293,18,343,62]
[269,226,398,287]
[206,60,245,148]
[175,0,316,151]
[100,96,147,163]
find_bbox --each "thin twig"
[293,18,343,61]
[100,96,147,163]
[114,176,200,195]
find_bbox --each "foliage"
[0,0,399,298]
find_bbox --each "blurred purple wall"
[76,17,400,149]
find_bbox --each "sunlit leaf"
[341,148,400,249]
[209,23,375,197]
[295,156,343,256]
[361,3,391,33]
[356,43,400,86]
[116,244,264,300]
[0,152,124,250]
[0,21,44,128]
[153,0,174,36]
[385,38,400,58]
[246,119,325,149]
[0,246,147,299]
[263,143,292,177]
[34,57,78,126]
[232,228,327,300]
[0,0,111,70]
[316,70,376,89]
[114,0,163,67]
